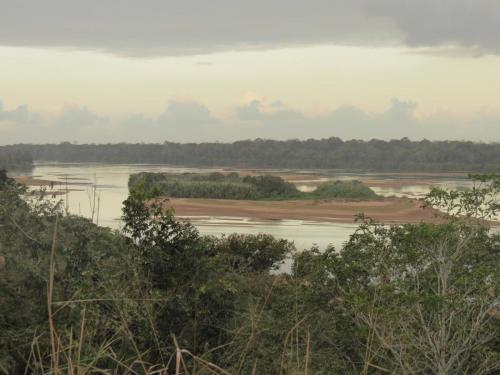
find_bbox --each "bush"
[129,172,303,200]
[312,180,377,199]
[129,173,378,201]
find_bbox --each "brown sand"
[14,176,90,187]
[165,197,439,224]
[14,176,56,186]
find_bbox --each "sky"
[1,0,500,144]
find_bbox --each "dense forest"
[129,172,378,200]
[3,137,500,171]
[1,170,499,374]
[0,148,33,171]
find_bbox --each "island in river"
[128,171,438,223]
[14,165,456,226]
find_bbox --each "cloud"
[158,100,219,126]
[368,0,500,55]
[0,101,41,143]
[0,1,499,56]
[236,100,305,122]
[232,98,500,141]
[121,100,222,142]
[1,98,500,144]
[54,106,105,128]
[0,101,108,144]
[0,100,41,124]
[51,106,109,142]
[324,100,500,141]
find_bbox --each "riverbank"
[14,175,60,186]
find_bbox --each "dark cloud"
[0,1,498,56]
[368,0,500,54]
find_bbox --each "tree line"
[0,148,33,171]
[1,170,499,374]
[3,137,500,171]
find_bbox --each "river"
[16,162,474,252]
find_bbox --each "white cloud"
[119,100,222,143]
[236,100,305,122]
[0,101,109,144]
[0,100,41,124]
[1,98,499,144]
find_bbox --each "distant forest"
[2,138,500,171]
[0,148,33,171]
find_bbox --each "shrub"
[312,180,377,199]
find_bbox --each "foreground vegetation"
[4,137,500,171]
[129,172,378,200]
[1,170,499,374]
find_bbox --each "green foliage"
[0,148,33,171]
[210,233,294,272]
[6,138,500,171]
[336,219,500,373]
[129,172,377,200]
[242,175,299,198]
[121,191,295,360]
[425,173,500,220]
[129,172,302,200]
[0,174,134,373]
[1,172,500,374]
[312,180,377,199]
[1,172,296,373]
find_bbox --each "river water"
[17,162,474,252]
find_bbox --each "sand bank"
[165,197,438,224]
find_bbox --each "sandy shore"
[14,176,57,186]
[165,197,439,224]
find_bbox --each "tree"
[425,173,500,221]
[121,190,294,363]
[341,220,500,374]
[332,175,500,374]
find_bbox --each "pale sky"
[1,0,500,144]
